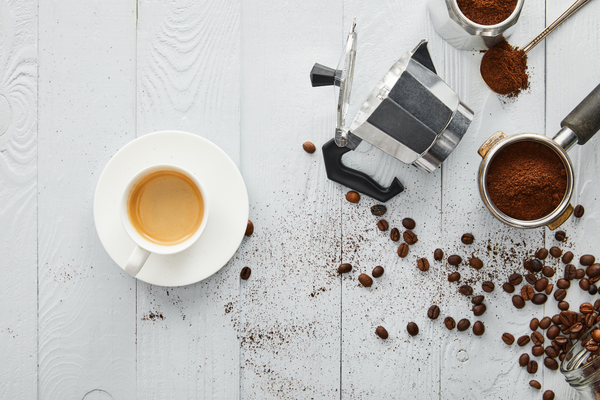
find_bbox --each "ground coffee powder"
[486,140,567,220]
[457,0,518,25]
[480,40,529,96]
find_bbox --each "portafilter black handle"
[322,139,404,202]
[310,63,336,87]
[561,83,600,145]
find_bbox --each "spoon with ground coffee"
[480,0,592,96]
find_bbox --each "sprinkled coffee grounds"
[480,40,529,96]
[457,0,518,25]
[486,141,567,220]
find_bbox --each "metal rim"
[449,0,525,35]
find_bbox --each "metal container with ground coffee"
[428,0,524,50]
[477,83,600,229]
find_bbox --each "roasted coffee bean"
[390,228,400,242]
[473,321,484,336]
[592,329,600,343]
[472,304,487,317]
[509,273,523,285]
[459,285,473,296]
[587,264,600,278]
[346,191,360,203]
[535,278,549,292]
[358,274,373,287]
[444,317,456,330]
[574,204,585,218]
[502,332,515,345]
[591,276,600,284]
[595,299,600,312]
[581,302,594,316]
[245,220,254,236]
[519,353,530,367]
[581,255,596,266]
[448,272,461,282]
[550,246,562,258]
[472,295,484,305]
[377,220,389,231]
[546,284,554,295]
[457,319,470,332]
[370,205,387,216]
[532,345,544,357]
[517,335,531,346]
[512,295,525,309]
[527,360,538,374]
[540,317,552,330]
[558,301,570,310]
[580,278,591,291]
[469,257,483,270]
[417,258,430,272]
[586,313,596,327]
[559,311,574,327]
[448,255,462,266]
[503,282,515,293]
[530,318,540,331]
[240,267,252,280]
[590,284,599,295]
[397,243,409,258]
[461,233,474,244]
[552,314,562,326]
[372,266,384,278]
[543,390,555,400]
[434,248,444,261]
[375,326,388,339]
[404,230,418,245]
[547,326,560,340]
[532,331,545,346]
[542,266,555,278]
[482,281,494,293]
[532,294,548,305]
[525,274,537,285]
[536,248,549,260]
[302,141,316,154]
[586,344,599,352]
[427,305,440,320]
[544,357,559,370]
[531,259,543,273]
[571,322,584,334]
[529,380,542,390]
[562,251,575,264]
[407,322,419,336]
[338,263,352,274]
[576,268,586,279]
[555,335,568,345]
[555,230,566,242]
[521,285,535,301]
[557,279,571,289]
[402,218,416,230]
[545,346,558,358]
[554,289,567,301]
[524,259,534,273]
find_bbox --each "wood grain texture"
[136,0,242,398]
[37,1,137,399]
[0,0,37,398]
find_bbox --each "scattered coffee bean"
[544,357,559,370]
[417,258,430,272]
[470,257,484,270]
[590,284,598,295]
[529,380,542,390]
[461,233,474,244]
[555,336,568,346]
[509,273,523,285]
[550,246,562,258]
[444,317,456,330]
[535,278,549,292]
[397,243,409,258]
[588,264,600,278]
[595,300,600,312]
[532,331,545,346]
[512,295,525,309]
[407,322,419,336]
[558,301,569,311]
[562,251,575,264]
[536,248,549,260]
[525,274,537,285]
[345,191,360,203]
[545,284,554,295]
[245,220,254,236]
[472,304,487,316]
[518,335,531,346]
[547,326,560,340]
[580,278,590,291]
[551,314,561,326]
[372,266,384,278]
[542,266,555,278]
[543,390,555,400]
[473,321,484,336]
[530,318,540,331]
[592,329,600,343]
[402,218,416,230]
[482,281,494,293]
[540,317,552,330]
[457,319,471,332]
[527,360,538,374]
[531,259,543,273]
[519,353,530,367]
[581,255,596,266]
[377,220,389,231]
[338,263,352,274]
[375,326,388,339]
[532,345,544,357]
[554,289,567,302]
[302,141,316,154]
[390,228,400,242]
[358,274,373,287]
[524,259,533,273]
[554,230,566,242]
[448,272,461,282]
[521,285,535,301]
[576,268,586,279]
[545,346,558,358]
[448,255,462,266]
[434,248,444,261]
[427,305,440,320]
[404,230,418,245]
[370,204,387,216]
[591,275,600,284]
[459,285,473,296]
[557,279,571,289]
[240,267,252,280]
[571,322,583,334]
[502,332,515,345]
[587,343,599,352]
[503,282,515,293]
[574,204,585,218]
[472,295,484,305]
[565,265,577,280]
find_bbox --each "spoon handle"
[522,0,593,54]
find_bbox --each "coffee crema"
[127,170,204,245]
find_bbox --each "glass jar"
[561,323,600,400]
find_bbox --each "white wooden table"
[2,0,600,398]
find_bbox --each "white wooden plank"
[37,1,137,398]
[238,1,343,398]
[339,1,446,397]
[0,0,37,398]
[136,0,242,397]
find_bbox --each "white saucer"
[93,131,249,287]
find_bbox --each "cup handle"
[124,246,151,277]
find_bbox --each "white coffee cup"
[120,164,209,276]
